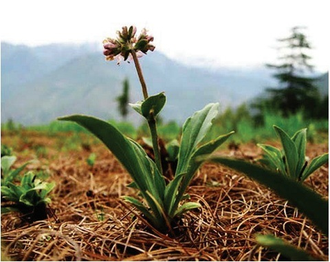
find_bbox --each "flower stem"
[147,112,163,174]
[131,50,163,174]
[131,50,149,100]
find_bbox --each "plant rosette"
[59,26,234,232]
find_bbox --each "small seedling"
[1,144,13,157]
[1,171,55,222]
[257,125,328,182]
[86,153,97,167]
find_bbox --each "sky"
[1,0,329,72]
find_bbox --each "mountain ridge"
[1,42,327,126]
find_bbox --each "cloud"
[1,0,328,71]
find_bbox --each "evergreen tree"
[116,78,130,120]
[265,26,320,117]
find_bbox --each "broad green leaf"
[174,202,201,217]
[164,173,185,215]
[39,182,56,199]
[255,234,317,261]
[205,157,328,236]
[58,115,164,202]
[291,128,307,175]
[59,115,170,229]
[127,181,138,189]
[1,156,17,174]
[257,144,286,174]
[129,140,165,200]
[19,192,35,206]
[190,131,234,172]
[301,153,328,181]
[176,103,219,176]
[273,125,299,179]
[141,92,166,119]
[148,157,166,200]
[7,183,24,199]
[123,196,157,226]
[145,191,171,230]
[4,161,32,185]
[170,131,234,217]
[129,93,166,120]
[21,172,35,190]
[1,186,20,202]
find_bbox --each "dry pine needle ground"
[1,130,328,261]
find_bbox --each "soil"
[1,130,328,261]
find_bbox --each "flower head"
[103,26,155,64]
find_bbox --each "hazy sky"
[1,0,329,71]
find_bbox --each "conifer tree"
[265,26,320,117]
[116,78,130,120]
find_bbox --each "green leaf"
[164,173,185,215]
[19,192,35,206]
[145,190,171,230]
[39,182,56,199]
[174,202,201,217]
[1,185,20,202]
[20,179,55,206]
[141,92,166,119]
[6,183,24,201]
[176,103,219,176]
[129,93,166,120]
[127,181,138,189]
[21,172,35,190]
[170,131,234,217]
[291,128,307,175]
[122,196,157,226]
[273,125,299,179]
[301,153,328,181]
[1,156,17,174]
[58,114,167,227]
[129,139,165,200]
[58,115,164,199]
[4,161,32,185]
[257,144,286,174]
[205,157,328,236]
[256,234,318,261]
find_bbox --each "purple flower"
[103,26,155,64]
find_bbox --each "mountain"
[1,42,99,100]
[1,42,327,126]
[315,72,329,96]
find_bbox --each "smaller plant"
[86,153,97,167]
[1,171,55,222]
[1,144,13,157]
[1,155,32,186]
[257,125,328,182]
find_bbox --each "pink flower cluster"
[103,26,155,64]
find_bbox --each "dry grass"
[1,130,328,261]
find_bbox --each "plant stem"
[147,113,163,173]
[131,50,163,174]
[131,50,149,100]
